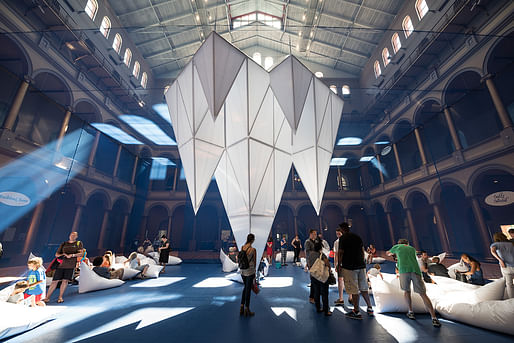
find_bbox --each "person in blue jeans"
[240,234,256,317]
[280,234,288,266]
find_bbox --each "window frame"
[100,16,111,38]
[416,0,429,20]
[342,85,350,97]
[133,61,140,78]
[374,61,382,78]
[141,72,148,89]
[402,16,414,38]
[124,48,132,67]
[85,0,98,21]
[391,32,402,53]
[112,33,122,54]
[382,48,390,67]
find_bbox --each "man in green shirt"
[387,238,441,327]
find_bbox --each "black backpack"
[238,249,249,269]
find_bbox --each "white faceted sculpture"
[165,32,343,259]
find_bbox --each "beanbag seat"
[111,263,141,280]
[0,302,58,340]
[225,272,243,284]
[274,251,294,263]
[137,253,157,266]
[220,249,238,273]
[372,257,386,264]
[167,256,182,265]
[148,251,159,262]
[145,265,164,278]
[78,262,124,294]
[370,273,428,313]
[115,256,128,264]
[447,261,469,279]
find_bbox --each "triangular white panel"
[274,150,292,212]
[249,215,275,265]
[269,57,294,130]
[193,65,209,132]
[292,81,315,154]
[316,147,333,214]
[178,139,195,205]
[249,139,273,207]
[331,94,344,147]
[193,140,224,213]
[292,147,319,213]
[225,61,248,147]
[177,86,193,145]
[196,107,224,148]
[248,60,270,129]
[165,82,178,137]
[292,58,313,127]
[318,103,333,152]
[314,77,330,137]
[227,139,249,208]
[177,62,194,129]
[215,152,248,217]
[251,154,274,216]
[273,98,292,154]
[250,87,274,146]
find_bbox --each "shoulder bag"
[310,253,329,283]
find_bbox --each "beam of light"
[193,277,233,288]
[370,155,388,178]
[0,129,93,234]
[374,314,418,343]
[271,307,297,321]
[119,115,177,145]
[152,103,172,124]
[68,307,194,342]
[211,295,237,306]
[130,277,186,288]
[259,277,293,288]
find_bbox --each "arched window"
[314,71,324,78]
[330,85,337,94]
[374,61,381,78]
[252,52,262,66]
[264,56,273,71]
[112,33,122,54]
[85,0,98,20]
[141,72,148,89]
[382,48,390,66]
[391,33,401,53]
[133,61,140,78]
[100,16,111,38]
[416,0,429,20]
[402,16,414,38]
[342,85,350,96]
[123,48,132,67]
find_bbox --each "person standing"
[319,233,330,257]
[266,238,273,264]
[43,231,83,304]
[387,238,441,327]
[240,233,257,317]
[280,234,288,266]
[338,222,373,319]
[158,235,170,273]
[333,226,345,306]
[305,229,318,304]
[490,232,514,298]
[311,241,332,316]
[291,235,302,264]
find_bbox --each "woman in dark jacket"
[240,233,257,317]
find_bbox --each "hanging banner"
[0,191,31,207]
[484,191,514,207]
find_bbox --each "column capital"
[480,73,495,83]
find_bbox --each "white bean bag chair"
[274,251,294,263]
[137,253,157,266]
[115,256,128,264]
[148,251,159,262]
[220,249,238,273]
[447,261,469,279]
[300,257,307,269]
[78,262,124,294]
[370,273,429,313]
[111,264,141,280]
[432,252,446,263]
[262,259,269,277]
[371,257,386,264]
[0,285,15,303]
[167,256,182,265]
[145,265,164,278]
[0,302,58,340]
[225,272,243,284]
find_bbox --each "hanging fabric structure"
[165,32,344,259]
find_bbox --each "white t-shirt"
[367,268,380,277]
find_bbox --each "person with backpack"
[239,233,256,317]
[43,231,83,304]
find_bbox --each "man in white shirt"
[333,227,344,305]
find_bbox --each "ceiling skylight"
[359,156,375,162]
[337,137,362,145]
[119,115,177,145]
[330,158,348,166]
[152,157,176,166]
[232,11,282,30]
[91,123,143,144]
[152,103,172,124]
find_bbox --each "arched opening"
[105,199,129,250]
[320,205,344,245]
[388,198,409,243]
[402,16,414,38]
[415,100,453,161]
[391,33,401,53]
[297,204,319,240]
[79,192,109,252]
[382,48,390,67]
[15,72,70,145]
[172,205,195,251]
[373,203,391,250]
[272,205,295,249]
[393,120,421,173]
[348,205,370,245]
[362,147,380,188]
[445,71,501,148]
[378,135,398,181]
[374,61,381,78]
[471,169,514,240]
[486,32,514,125]
[146,205,169,244]
[38,188,77,248]
[408,192,441,254]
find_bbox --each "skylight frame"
[119,115,177,145]
[90,123,143,145]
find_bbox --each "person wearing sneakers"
[305,229,319,304]
[333,226,345,306]
[337,222,374,320]
[387,238,441,327]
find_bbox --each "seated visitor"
[25,257,46,306]
[92,256,124,280]
[490,232,514,298]
[366,244,376,264]
[124,252,149,278]
[104,250,115,266]
[228,246,238,263]
[367,264,383,280]
[7,281,35,306]
[428,257,449,278]
[419,251,434,284]
[459,253,484,285]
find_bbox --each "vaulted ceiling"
[108,0,404,79]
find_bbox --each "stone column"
[112,145,122,178]
[119,213,129,248]
[55,108,72,152]
[470,197,492,254]
[392,143,403,176]
[483,74,513,129]
[376,154,385,184]
[71,204,84,233]
[167,216,172,240]
[386,212,395,245]
[23,202,45,254]
[432,203,450,252]
[87,131,101,166]
[405,209,419,250]
[2,78,30,130]
[97,210,111,249]
[414,127,428,165]
[293,215,298,236]
[139,215,148,240]
[443,107,462,151]
[131,156,139,184]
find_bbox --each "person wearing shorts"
[333,226,345,305]
[387,239,441,327]
[338,222,373,320]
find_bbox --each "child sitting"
[92,256,124,280]
[25,257,46,306]
[367,264,384,280]
[8,281,35,306]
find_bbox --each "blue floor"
[6,262,512,343]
